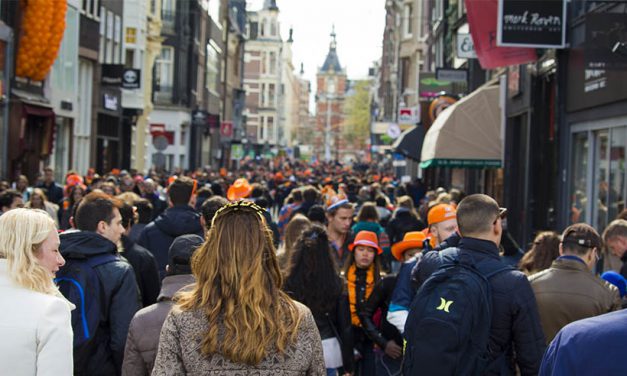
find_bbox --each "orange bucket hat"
[349,231,383,255]
[227,178,252,201]
[391,231,427,261]
[427,203,457,226]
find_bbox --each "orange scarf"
[347,264,376,327]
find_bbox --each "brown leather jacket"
[529,257,621,344]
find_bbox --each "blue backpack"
[403,248,512,376]
[55,253,119,367]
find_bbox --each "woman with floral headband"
[343,230,383,376]
[152,200,325,375]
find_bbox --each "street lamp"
[324,79,336,162]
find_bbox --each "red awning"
[23,103,55,118]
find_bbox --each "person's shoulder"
[527,267,552,283]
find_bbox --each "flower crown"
[211,200,266,228]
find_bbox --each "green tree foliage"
[343,80,371,149]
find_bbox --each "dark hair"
[307,205,326,224]
[356,202,379,222]
[302,186,319,203]
[290,188,303,204]
[251,183,265,199]
[343,248,382,282]
[375,195,388,208]
[134,198,153,224]
[327,201,355,217]
[168,177,195,206]
[283,225,343,316]
[457,194,500,236]
[0,189,22,210]
[200,196,229,229]
[118,202,135,229]
[75,192,121,232]
[519,231,560,275]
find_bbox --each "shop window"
[570,132,589,224]
[609,127,627,220]
[593,130,610,231]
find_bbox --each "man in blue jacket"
[138,177,204,280]
[540,309,627,375]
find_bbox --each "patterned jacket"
[152,301,325,376]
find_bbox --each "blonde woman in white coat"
[0,208,73,376]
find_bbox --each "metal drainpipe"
[1,26,13,179]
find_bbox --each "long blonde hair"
[0,208,58,295]
[177,201,301,365]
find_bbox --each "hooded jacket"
[122,274,195,376]
[137,205,203,279]
[59,231,141,376]
[385,208,425,246]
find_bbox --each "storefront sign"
[457,34,477,59]
[465,0,537,69]
[497,0,567,48]
[436,68,468,83]
[191,110,208,127]
[102,64,141,89]
[220,121,233,138]
[398,107,420,125]
[103,93,119,111]
[585,13,627,71]
[566,48,627,112]
[419,72,465,98]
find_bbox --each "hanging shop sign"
[585,13,627,71]
[436,68,469,83]
[398,107,420,125]
[102,64,141,89]
[465,0,537,69]
[457,34,477,59]
[497,0,567,48]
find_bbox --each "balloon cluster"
[15,0,68,81]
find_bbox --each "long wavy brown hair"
[176,201,301,365]
[519,231,561,275]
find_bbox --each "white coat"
[0,259,73,376]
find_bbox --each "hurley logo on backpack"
[55,252,119,370]
[402,247,512,376]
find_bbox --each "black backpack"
[55,253,119,371]
[403,248,511,376]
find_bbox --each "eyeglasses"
[211,199,266,228]
[493,207,507,225]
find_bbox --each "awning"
[420,84,502,169]
[392,125,425,161]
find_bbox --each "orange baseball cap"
[227,178,252,201]
[349,231,383,255]
[391,231,427,261]
[427,204,457,226]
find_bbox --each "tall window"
[52,5,78,93]
[261,52,267,74]
[267,116,274,140]
[268,83,275,107]
[269,51,276,75]
[206,41,220,93]
[156,46,174,90]
[403,4,413,38]
[270,21,277,36]
[261,19,266,37]
[82,0,100,18]
[209,0,221,28]
[260,83,266,106]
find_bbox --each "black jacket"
[59,231,141,376]
[121,235,161,307]
[37,181,64,205]
[411,237,546,375]
[386,208,425,246]
[620,253,627,280]
[359,275,403,349]
[137,205,204,279]
[312,294,354,373]
[412,232,462,289]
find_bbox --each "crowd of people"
[1,160,627,376]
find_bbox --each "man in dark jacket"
[36,166,64,205]
[122,234,203,376]
[406,194,546,375]
[59,193,141,376]
[119,201,161,307]
[138,177,203,279]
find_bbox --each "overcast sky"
[246,0,386,88]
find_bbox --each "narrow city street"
[1,1,627,375]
